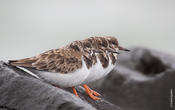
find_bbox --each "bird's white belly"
[28,60,89,87]
[83,57,115,84]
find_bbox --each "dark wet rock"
[91,47,175,110]
[0,61,121,110]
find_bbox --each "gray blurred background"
[0,0,175,60]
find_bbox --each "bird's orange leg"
[83,84,100,100]
[72,87,79,96]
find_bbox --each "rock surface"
[0,62,121,110]
[1,47,175,110]
[91,47,175,110]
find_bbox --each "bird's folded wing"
[9,49,82,74]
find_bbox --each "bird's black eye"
[110,40,117,45]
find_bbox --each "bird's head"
[69,36,130,55]
[106,36,130,53]
[94,36,130,54]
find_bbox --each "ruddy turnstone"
[9,36,129,100]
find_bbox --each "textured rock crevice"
[0,105,16,110]
[134,50,169,75]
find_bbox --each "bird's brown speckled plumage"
[9,48,82,73]
[9,36,120,74]
[9,36,130,101]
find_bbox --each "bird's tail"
[8,58,41,79]
[8,58,37,67]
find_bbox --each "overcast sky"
[0,0,175,60]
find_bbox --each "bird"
[8,36,130,100]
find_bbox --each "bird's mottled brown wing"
[9,49,82,73]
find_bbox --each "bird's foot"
[83,84,101,100]
[88,87,101,96]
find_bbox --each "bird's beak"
[107,48,120,54]
[119,46,130,52]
